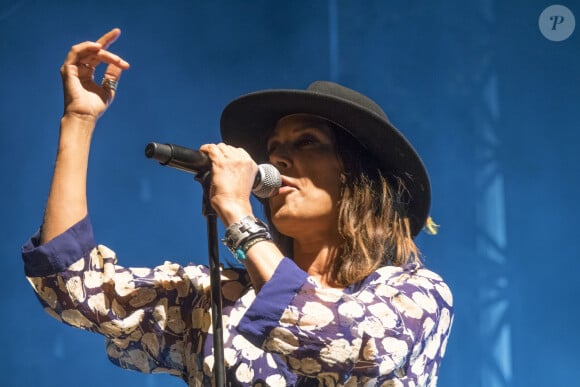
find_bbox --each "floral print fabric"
[22,216,453,386]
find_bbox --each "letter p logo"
[550,15,565,30]
[539,5,576,41]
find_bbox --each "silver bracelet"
[222,216,271,256]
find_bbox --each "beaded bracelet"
[234,236,271,262]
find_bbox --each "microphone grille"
[253,164,282,198]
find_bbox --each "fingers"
[60,29,130,103]
[200,144,256,179]
[96,28,121,50]
[94,28,129,70]
[62,28,130,78]
[200,143,253,163]
[62,42,100,72]
[63,42,129,71]
[96,29,128,98]
[200,144,257,216]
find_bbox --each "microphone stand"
[195,171,226,386]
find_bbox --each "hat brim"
[220,88,430,237]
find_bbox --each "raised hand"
[40,29,130,244]
[60,28,130,122]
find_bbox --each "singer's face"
[266,114,343,239]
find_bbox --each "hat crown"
[307,81,389,122]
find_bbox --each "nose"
[268,145,293,170]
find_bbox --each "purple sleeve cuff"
[237,258,308,348]
[21,216,96,277]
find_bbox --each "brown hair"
[263,122,421,287]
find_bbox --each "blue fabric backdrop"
[1,1,578,386]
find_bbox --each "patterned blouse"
[22,216,453,386]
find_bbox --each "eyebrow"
[267,120,332,144]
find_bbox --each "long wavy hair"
[262,121,421,287]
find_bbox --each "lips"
[276,176,298,195]
[280,176,298,188]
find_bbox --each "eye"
[267,133,323,155]
[294,134,318,148]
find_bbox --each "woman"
[23,29,453,386]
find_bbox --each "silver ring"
[101,78,118,91]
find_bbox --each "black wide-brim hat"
[220,81,430,237]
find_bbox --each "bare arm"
[40,29,129,243]
[40,28,130,243]
[41,115,94,243]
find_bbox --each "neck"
[292,233,342,288]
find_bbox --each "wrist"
[57,115,95,161]
[60,114,97,139]
[222,215,272,263]
[214,202,254,227]
[61,112,99,126]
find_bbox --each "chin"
[268,198,294,220]
[269,210,297,232]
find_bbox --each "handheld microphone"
[144,142,281,198]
